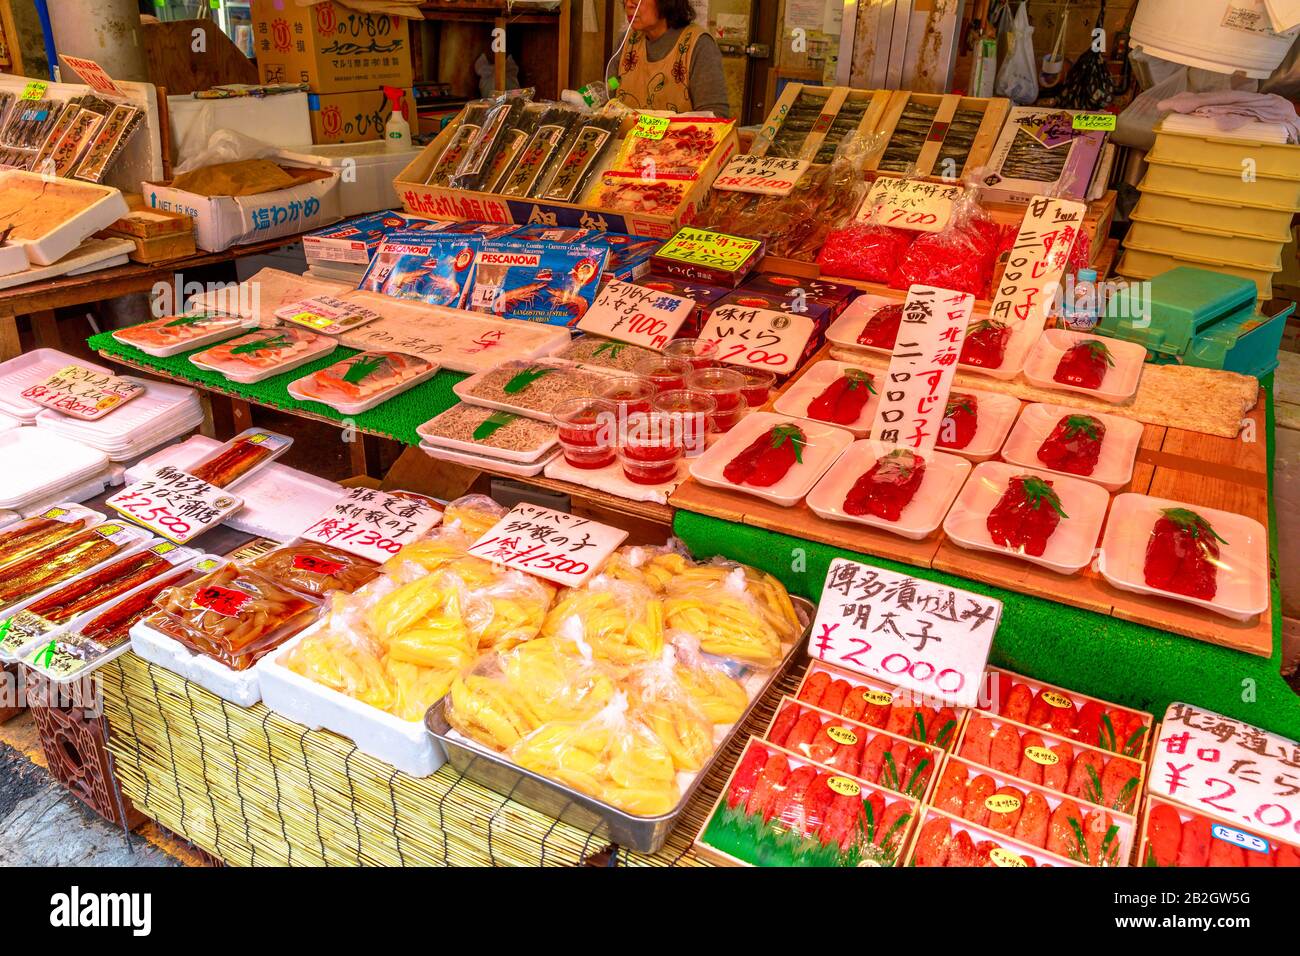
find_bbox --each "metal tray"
[424,596,813,854]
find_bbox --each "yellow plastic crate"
[1118,248,1274,300]
[1141,159,1300,211]
[1149,127,1300,181]
[1125,220,1285,271]
[1133,187,1295,242]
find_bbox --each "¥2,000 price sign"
[712,155,810,197]
[699,302,814,375]
[857,178,963,233]
[810,557,1002,709]
[990,195,1087,333]
[23,365,146,421]
[107,466,243,544]
[300,488,443,563]
[578,280,695,349]
[468,503,627,587]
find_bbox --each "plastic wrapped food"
[460,361,609,419]
[149,564,317,670]
[607,117,729,177]
[449,89,534,191]
[670,633,748,724]
[1143,508,1224,601]
[854,302,905,349]
[723,422,807,487]
[1053,340,1113,390]
[418,404,558,460]
[76,564,199,650]
[498,105,580,197]
[0,524,136,612]
[541,577,665,665]
[425,100,490,186]
[664,559,801,667]
[625,648,714,771]
[592,174,690,215]
[188,433,282,488]
[555,336,658,373]
[539,113,620,203]
[190,327,331,381]
[23,549,173,625]
[440,494,507,540]
[289,351,434,412]
[0,511,97,569]
[987,475,1067,557]
[844,448,927,522]
[1036,414,1105,476]
[890,223,987,297]
[246,542,380,599]
[818,224,914,282]
[600,542,695,595]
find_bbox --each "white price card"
[699,302,814,375]
[857,178,963,233]
[467,503,627,587]
[869,286,973,454]
[577,279,696,349]
[712,154,811,197]
[300,488,443,563]
[989,196,1087,333]
[107,466,243,544]
[810,557,1002,708]
[22,365,146,420]
[275,294,385,336]
[1150,702,1300,849]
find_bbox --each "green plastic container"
[1099,265,1289,378]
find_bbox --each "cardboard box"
[309,87,414,145]
[250,0,413,95]
[143,167,342,252]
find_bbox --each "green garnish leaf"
[229,333,291,355]
[164,313,214,328]
[1159,508,1228,546]
[945,395,974,417]
[593,341,625,358]
[912,709,928,743]
[845,369,876,393]
[1067,816,1090,863]
[861,790,877,841]
[341,354,385,384]
[1122,725,1149,757]
[904,758,931,798]
[770,423,806,464]
[1062,414,1102,441]
[1144,845,1160,867]
[473,411,517,440]
[1082,339,1115,367]
[1018,476,1069,519]
[503,366,553,394]
[1100,824,1120,865]
[934,719,958,749]
[881,751,900,791]
[1100,713,1117,752]
[1084,763,1104,806]
[970,318,1008,334]
[1115,777,1139,813]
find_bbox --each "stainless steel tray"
[425,595,813,854]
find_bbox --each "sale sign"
[467,503,627,587]
[300,488,443,563]
[108,466,243,544]
[869,286,973,454]
[712,155,810,197]
[857,178,963,233]
[989,196,1087,333]
[652,227,764,275]
[810,557,1002,708]
[23,365,146,421]
[698,301,815,375]
[577,280,695,350]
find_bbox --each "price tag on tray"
[275,294,385,336]
[856,178,962,233]
[577,279,695,350]
[107,466,244,544]
[698,301,814,375]
[299,488,443,563]
[467,503,627,588]
[989,196,1087,334]
[712,154,810,197]
[810,557,1002,709]
[22,365,146,420]
[632,114,670,140]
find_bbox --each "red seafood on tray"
[723,422,807,487]
[986,475,1067,557]
[1036,414,1106,476]
[938,393,978,450]
[959,319,1011,370]
[843,448,926,522]
[806,369,876,426]
[1142,798,1300,867]
[855,303,904,350]
[1053,339,1113,390]
[1143,507,1224,601]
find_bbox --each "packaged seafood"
[909,807,1080,867]
[939,393,979,450]
[497,105,580,198]
[986,474,1066,557]
[187,428,293,489]
[468,237,609,326]
[639,276,731,336]
[424,100,491,186]
[448,89,533,192]
[592,173,691,217]
[29,102,84,173]
[303,211,444,266]
[1025,329,1146,403]
[723,421,807,488]
[245,542,380,599]
[983,107,1110,204]
[416,403,558,463]
[481,101,553,193]
[738,273,858,320]
[0,504,103,570]
[772,360,881,437]
[189,327,336,384]
[73,103,144,183]
[453,359,611,421]
[358,231,480,309]
[0,99,64,152]
[603,233,661,282]
[287,350,438,414]
[959,319,1012,369]
[112,309,250,358]
[538,112,620,203]
[796,660,965,749]
[0,521,150,617]
[606,116,731,178]
[651,226,765,288]
[1140,797,1300,868]
[818,223,915,282]
[554,336,658,373]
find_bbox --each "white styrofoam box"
[128,618,267,707]
[13,467,118,515]
[259,619,445,777]
[167,92,313,170]
[0,243,26,278]
[275,142,421,218]
[0,171,130,266]
[0,348,111,422]
[0,429,110,509]
[0,238,134,292]
[34,378,199,443]
[0,411,22,434]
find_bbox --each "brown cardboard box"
[309,87,413,144]
[250,0,413,94]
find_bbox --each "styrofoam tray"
[0,411,22,434]
[259,618,445,777]
[1023,330,1146,404]
[689,411,855,507]
[419,442,560,478]
[128,617,270,707]
[0,238,133,293]
[806,441,971,540]
[286,352,439,415]
[33,378,200,443]
[1000,403,1144,492]
[0,349,113,422]
[935,389,1022,462]
[11,467,120,515]
[543,454,685,505]
[772,360,883,438]
[53,412,206,463]
[190,328,338,384]
[0,429,110,508]
[0,170,129,266]
[1097,494,1269,621]
[452,360,616,422]
[110,311,253,358]
[942,461,1110,575]
[415,407,559,464]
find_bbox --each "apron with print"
[617,25,703,114]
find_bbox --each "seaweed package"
[481,100,550,193]
[448,88,534,192]
[425,99,491,187]
[73,104,145,183]
[498,104,579,198]
[538,111,620,203]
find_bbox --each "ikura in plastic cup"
[552,397,617,469]
[652,389,716,458]
[737,368,777,410]
[619,411,684,485]
[686,367,749,433]
[665,337,719,370]
[596,377,656,416]
[632,354,692,393]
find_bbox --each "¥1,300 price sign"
[300,488,443,563]
[810,557,1002,708]
[107,466,244,544]
[578,280,696,350]
[22,365,146,421]
[699,302,814,375]
[467,504,627,587]
[857,178,963,233]
[712,155,810,197]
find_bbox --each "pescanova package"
[468,236,610,326]
[359,230,481,308]
[304,212,445,265]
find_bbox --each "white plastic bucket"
[1131,0,1299,79]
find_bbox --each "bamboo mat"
[99,652,803,868]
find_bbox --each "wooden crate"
[99,197,197,264]
[867,91,1010,179]
[749,84,892,164]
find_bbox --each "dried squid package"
[73,104,145,183]
[763,131,880,261]
[448,88,534,192]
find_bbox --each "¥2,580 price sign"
[107,466,243,544]
[468,503,627,587]
[578,280,696,350]
[23,365,146,421]
[300,488,443,563]
[712,155,810,197]
[699,302,814,375]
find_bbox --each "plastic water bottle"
[1062,268,1099,331]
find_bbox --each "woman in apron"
[615,0,731,117]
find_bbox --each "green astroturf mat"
[89,330,467,446]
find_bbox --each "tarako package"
[359,230,482,308]
[468,237,609,326]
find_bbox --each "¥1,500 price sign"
[699,302,814,375]
[107,466,243,544]
[468,503,627,587]
[578,280,696,350]
[712,155,810,197]
[300,488,443,563]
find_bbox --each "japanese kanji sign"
[698,302,815,375]
[868,285,973,454]
[857,178,963,233]
[107,466,244,544]
[989,196,1087,334]
[654,227,763,274]
[712,155,811,197]
[59,54,128,99]
[1151,702,1300,850]
[810,557,1002,708]
[467,504,627,587]
[300,488,443,563]
[275,294,384,336]
[578,280,695,350]
[23,365,146,421]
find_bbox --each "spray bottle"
[384,86,411,149]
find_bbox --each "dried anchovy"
[556,336,658,371]
[421,402,556,451]
[769,90,831,158]
[464,362,605,415]
[1000,128,1069,182]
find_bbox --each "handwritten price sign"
[712,155,810,197]
[858,178,963,233]
[578,280,695,349]
[108,466,243,543]
[810,557,1001,708]
[1151,702,1300,848]
[59,54,128,99]
[654,227,763,274]
[990,196,1087,333]
[468,503,626,587]
[699,302,814,375]
[300,488,442,563]
[23,366,146,421]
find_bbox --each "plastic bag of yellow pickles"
[664,558,802,668]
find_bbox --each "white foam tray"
[0,429,110,509]
[0,348,113,422]
[0,170,129,266]
[543,454,684,504]
[128,618,268,707]
[0,238,133,292]
[259,618,445,777]
[419,441,559,478]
